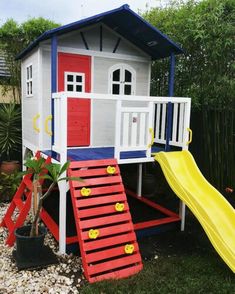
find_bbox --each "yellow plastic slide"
[155,150,235,273]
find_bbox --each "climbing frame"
[68,159,143,283]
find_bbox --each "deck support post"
[58,93,68,254]
[137,163,143,197]
[179,200,186,231]
[22,145,27,171]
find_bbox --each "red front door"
[58,52,91,146]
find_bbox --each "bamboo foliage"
[144,0,235,190]
[201,109,235,190]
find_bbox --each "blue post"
[165,52,175,151]
[51,35,57,146]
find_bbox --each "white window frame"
[108,63,136,95]
[64,72,85,93]
[26,64,33,97]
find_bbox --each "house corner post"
[51,35,57,146]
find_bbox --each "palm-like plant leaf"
[0,103,21,160]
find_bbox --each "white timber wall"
[22,49,40,149]
[40,49,52,149]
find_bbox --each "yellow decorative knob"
[106,166,116,175]
[33,114,40,133]
[88,229,99,239]
[80,187,91,197]
[115,202,125,212]
[124,244,134,254]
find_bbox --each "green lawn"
[81,256,235,294]
[81,213,235,294]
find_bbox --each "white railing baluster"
[122,112,129,147]
[161,103,167,141]
[178,103,185,143]
[139,113,146,146]
[172,103,178,144]
[155,104,161,141]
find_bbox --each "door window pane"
[112,84,120,94]
[76,76,82,83]
[76,85,82,92]
[67,75,74,82]
[67,84,74,91]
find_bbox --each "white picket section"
[153,100,191,148]
[117,103,153,157]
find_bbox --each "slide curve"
[155,150,235,273]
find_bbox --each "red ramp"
[68,159,143,283]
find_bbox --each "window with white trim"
[26,65,33,96]
[109,64,136,95]
[65,72,85,92]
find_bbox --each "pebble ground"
[0,203,85,294]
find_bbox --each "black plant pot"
[14,225,47,260]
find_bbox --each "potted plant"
[0,103,21,174]
[14,156,80,264]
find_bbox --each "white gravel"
[0,203,85,294]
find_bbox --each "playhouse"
[3,4,234,284]
[2,5,193,281]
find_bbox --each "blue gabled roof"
[16,4,184,60]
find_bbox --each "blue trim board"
[43,146,164,162]
[51,35,57,146]
[16,4,184,61]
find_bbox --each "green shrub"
[0,103,21,160]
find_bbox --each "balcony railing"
[51,92,191,163]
